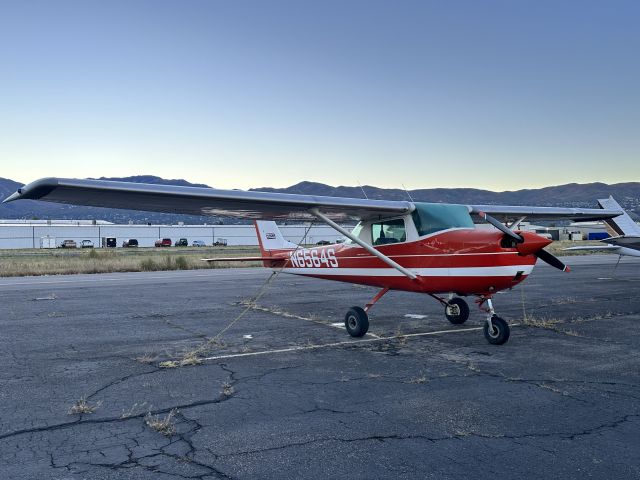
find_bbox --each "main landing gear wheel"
[445,298,470,325]
[483,315,510,345]
[345,307,369,337]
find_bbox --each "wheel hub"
[446,304,460,316]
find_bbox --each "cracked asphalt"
[1,254,639,479]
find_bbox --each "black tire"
[445,298,470,324]
[483,315,510,345]
[345,307,369,337]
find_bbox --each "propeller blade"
[535,249,570,272]
[479,212,524,243]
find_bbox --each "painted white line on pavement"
[202,325,489,361]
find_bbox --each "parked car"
[175,238,188,247]
[59,239,77,248]
[192,240,206,247]
[102,237,117,248]
[155,238,172,247]
[80,239,94,248]
[213,238,228,246]
[122,239,138,247]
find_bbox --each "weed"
[521,316,561,329]
[68,396,102,415]
[179,352,202,366]
[221,382,234,396]
[407,375,427,384]
[135,353,158,364]
[394,326,407,345]
[159,360,179,368]
[121,402,149,419]
[145,409,177,436]
[551,296,578,305]
[158,352,202,368]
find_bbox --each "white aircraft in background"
[565,196,640,273]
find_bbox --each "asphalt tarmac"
[1,255,639,479]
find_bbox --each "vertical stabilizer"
[254,221,298,256]
[597,196,640,236]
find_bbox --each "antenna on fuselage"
[402,184,414,202]
[357,181,369,199]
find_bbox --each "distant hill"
[1,176,638,223]
[255,180,640,209]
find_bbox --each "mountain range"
[1,175,638,223]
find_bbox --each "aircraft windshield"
[411,203,474,236]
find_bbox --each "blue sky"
[1,0,638,191]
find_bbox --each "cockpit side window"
[344,222,364,244]
[372,218,406,245]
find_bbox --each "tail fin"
[597,196,640,236]
[254,221,298,258]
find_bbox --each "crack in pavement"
[217,413,640,458]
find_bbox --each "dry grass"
[521,316,562,329]
[0,246,262,277]
[145,409,177,436]
[221,382,235,397]
[135,352,159,364]
[68,396,102,415]
[550,296,579,305]
[407,375,427,384]
[545,240,607,256]
[121,402,149,419]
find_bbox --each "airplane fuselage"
[263,229,543,296]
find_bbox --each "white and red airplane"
[4,178,623,345]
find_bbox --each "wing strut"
[309,208,418,280]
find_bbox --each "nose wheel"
[477,296,510,345]
[483,315,510,345]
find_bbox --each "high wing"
[3,177,623,222]
[2,177,412,221]
[467,204,622,223]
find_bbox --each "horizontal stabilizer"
[202,257,284,263]
[602,235,640,249]
[563,245,620,252]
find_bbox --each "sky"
[0,0,639,191]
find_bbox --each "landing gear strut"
[477,296,510,345]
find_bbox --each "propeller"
[478,212,570,272]
[535,248,570,272]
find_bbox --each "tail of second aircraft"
[598,196,640,236]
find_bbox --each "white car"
[80,239,94,248]
[192,240,206,247]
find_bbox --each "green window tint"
[372,218,406,245]
[411,203,474,236]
